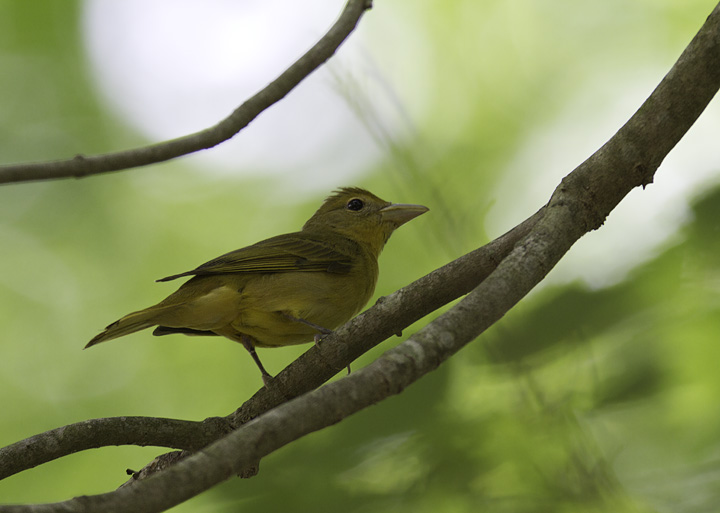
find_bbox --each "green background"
[2,1,720,511]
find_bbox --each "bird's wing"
[157,233,354,282]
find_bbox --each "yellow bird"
[86,187,428,384]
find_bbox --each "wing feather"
[157,233,354,282]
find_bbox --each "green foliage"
[1,1,719,512]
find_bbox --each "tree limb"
[0,0,372,185]
[0,417,232,481]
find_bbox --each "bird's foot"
[261,371,275,388]
[283,313,333,343]
[313,331,334,346]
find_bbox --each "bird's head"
[303,187,428,256]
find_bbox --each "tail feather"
[85,308,162,348]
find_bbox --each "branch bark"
[0,0,372,185]
[2,2,719,512]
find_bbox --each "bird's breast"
[234,265,378,347]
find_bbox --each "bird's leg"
[239,334,273,386]
[282,313,352,375]
[282,313,332,343]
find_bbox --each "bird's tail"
[85,307,163,348]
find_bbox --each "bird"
[86,187,428,384]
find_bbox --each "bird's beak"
[379,203,429,227]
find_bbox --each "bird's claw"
[261,372,275,387]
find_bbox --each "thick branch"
[0,0,372,185]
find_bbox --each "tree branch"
[0,0,372,185]
[0,417,232,481]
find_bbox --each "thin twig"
[0,0,372,185]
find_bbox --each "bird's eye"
[346,198,364,211]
